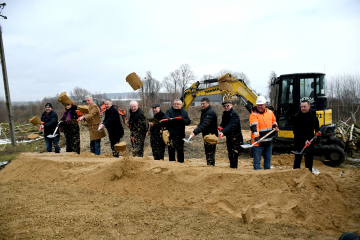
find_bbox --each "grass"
[0,122,66,162]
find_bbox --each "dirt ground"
[1,106,359,239]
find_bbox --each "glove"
[254,137,260,142]
[217,127,224,131]
[315,132,322,137]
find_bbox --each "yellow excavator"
[181,73,345,167]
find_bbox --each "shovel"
[47,120,62,138]
[183,135,193,143]
[291,135,317,155]
[241,129,276,148]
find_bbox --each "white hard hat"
[256,96,267,105]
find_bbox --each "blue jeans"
[253,145,272,170]
[90,139,101,155]
[44,136,60,153]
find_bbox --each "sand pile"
[0,152,359,236]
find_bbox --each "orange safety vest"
[249,108,278,146]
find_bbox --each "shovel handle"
[254,129,276,145]
[299,135,317,154]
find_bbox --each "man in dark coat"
[219,100,243,168]
[60,103,80,154]
[41,103,60,153]
[190,97,218,166]
[163,99,191,163]
[99,99,124,157]
[146,103,166,160]
[128,101,147,157]
[293,100,321,172]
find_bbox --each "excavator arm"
[181,78,258,113]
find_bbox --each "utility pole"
[0,3,16,146]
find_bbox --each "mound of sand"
[0,152,359,238]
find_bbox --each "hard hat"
[256,96,267,105]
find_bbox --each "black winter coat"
[150,110,165,147]
[220,108,243,141]
[293,110,320,151]
[193,105,218,137]
[60,105,80,136]
[163,107,191,140]
[41,110,59,137]
[129,107,147,135]
[103,105,124,142]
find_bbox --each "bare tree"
[162,69,181,101]
[70,86,91,104]
[268,71,278,107]
[178,64,196,97]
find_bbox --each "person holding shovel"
[163,99,191,163]
[41,103,60,153]
[59,102,80,154]
[146,103,166,160]
[129,101,147,157]
[99,99,124,157]
[219,100,243,168]
[190,97,218,166]
[249,96,279,170]
[293,99,321,172]
[78,95,106,155]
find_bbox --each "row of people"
[40,95,319,171]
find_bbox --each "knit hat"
[45,103,53,108]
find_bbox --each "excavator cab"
[272,73,328,131]
[271,73,345,166]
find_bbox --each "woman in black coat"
[60,103,80,154]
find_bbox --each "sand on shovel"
[29,116,42,126]
[162,130,170,145]
[204,134,218,145]
[78,105,89,114]
[114,142,127,152]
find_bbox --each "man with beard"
[78,95,107,155]
[163,99,191,163]
[146,103,166,160]
[293,99,321,172]
[99,99,124,157]
[41,103,60,153]
[219,100,243,168]
[128,101,147,157]
[189,97,218,166]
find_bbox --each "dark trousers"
[293,147,314,172]
[45,136,60,153]
[226,136,242,168]
[65,132,80,154]
[204,142,216,166]
[152,143,165,160]
[132,132,146,157]
[168,140,184,163]
[90,139,101,155]
[110,138,120,157]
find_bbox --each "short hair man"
[218,100,243,168]
[249,96,279,170]
[128,100,147,157]
[78,95,107,155]
[190,97,218,166]
[163,99,191,163]
[146,103,166,160]
[293,100,321,172]
[99,99,124,157]
[41,103,60,153]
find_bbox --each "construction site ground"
[0,105,359,239]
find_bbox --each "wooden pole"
[0,26,16,146]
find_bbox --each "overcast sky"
[0,0,359,102]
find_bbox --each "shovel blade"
[240,144,254,148]
[291,151,306,155]
[182,138,193,143]
[46,134,57,138]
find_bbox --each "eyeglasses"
[223,105,231,108]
